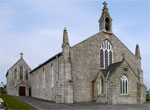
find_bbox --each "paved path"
[17,96,150,110]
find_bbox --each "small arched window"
[51,63,54,87]
[43,67,45,88]
[120,75,128,94]
[20,66,23,80]
[100,40,113,68]
[14,69,17,80]
[37,71,39,89]
[25,69,28,80]
[98,76,104,95]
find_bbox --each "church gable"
[6,56,31,77]
[6,53,31,96]
[107,58,141,104]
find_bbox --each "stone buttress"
[56,28,73,104]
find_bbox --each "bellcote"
[99,2,112,33]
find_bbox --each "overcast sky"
[0,0,150,89]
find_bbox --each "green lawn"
[0,94,34,110]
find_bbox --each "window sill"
[120,94,129,97]
[98,93,105,97]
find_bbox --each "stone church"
[6,2,146,104]
[6,53,31,96]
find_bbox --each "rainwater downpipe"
[106,71,110,103]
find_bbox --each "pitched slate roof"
[30,52,62,73]
[101,61,122,78]
[92,61,122,82]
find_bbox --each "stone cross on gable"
[20,52,23,59]
[103,1,107,7]
[103,1,108,10]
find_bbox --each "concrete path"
[17,96,150,110]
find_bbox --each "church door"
[19,87,26,96]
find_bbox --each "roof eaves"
[30,52,62,73]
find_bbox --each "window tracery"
[120,75,128,94]
[100,40,113,68]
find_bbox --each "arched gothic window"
[100,40,113,68]
[20,66,23,80]
[37,71,39,89]
[98,76,104,95]
[25,69,28,80]
[43,67,45,88]
[51,63,54,87]
[120,75,128,94]
[14,69,17,80]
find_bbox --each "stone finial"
[62,27,70,48]
[135,44,141,59]
[20,52,23,59]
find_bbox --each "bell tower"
[99,2,112,33]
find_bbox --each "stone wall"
[71,31,142,103]
[31,55,62,102]
[108,61,139,104]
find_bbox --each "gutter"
[105,71,110,103]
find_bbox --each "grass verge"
[0,94,34,110]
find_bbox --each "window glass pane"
[26,70,28,80]
[20,66,23,80]
[126,80,128,94]
[120,75,128,94]
[100,49,104,67]
[120,79,122,93]
[109,51,112,64]
[105,50,108,67]
[14,69,17,80]
[100,40,113,68]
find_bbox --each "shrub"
[0,88,6,94]
[146,94,150,101]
